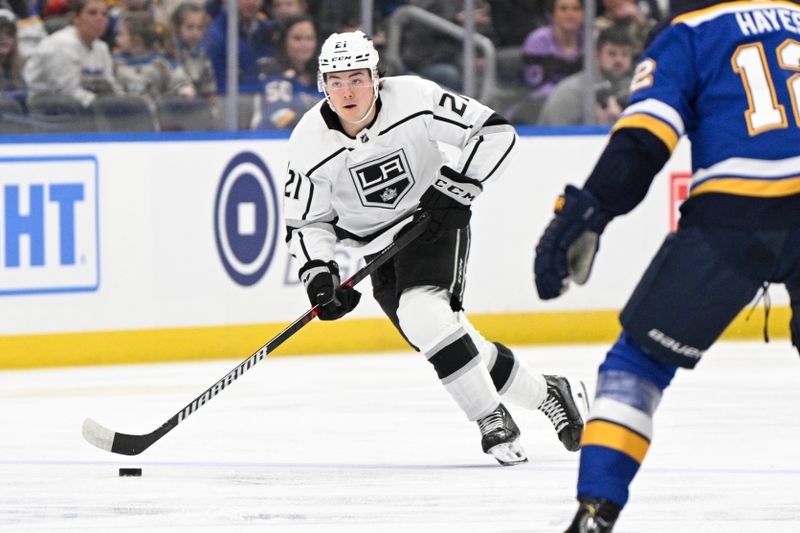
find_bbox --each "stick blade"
[82,417,115,452]
[83,417,166,455]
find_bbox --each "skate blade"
[567,379,591,451]
[486,440,528,466]
[571,379,590,424]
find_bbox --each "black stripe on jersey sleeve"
[301,178,315,220]
[481,112,511,127]
[285,225,297,243]
[432,115,470,129]
[461,135,484,176]
[297,231,312,262]
[481,134,516,182]
[306,147,348,177]
[378,110,433,136]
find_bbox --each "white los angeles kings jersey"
[283,75,518,263]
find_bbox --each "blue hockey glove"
[534,185,613,300]
[417,165,483,242]
[299,260,361,320]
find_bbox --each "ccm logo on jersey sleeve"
[0,156,99,296]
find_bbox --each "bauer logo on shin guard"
[0,155,99,296]
[214,152,280,286]
[648,329,703,359]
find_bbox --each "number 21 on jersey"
[731,39,800,136]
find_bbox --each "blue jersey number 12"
[732,39,800,136]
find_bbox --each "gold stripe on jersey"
[612,113,679,152]
[581,420,651,463]
[691,175,800,197]
[672,0,800,26]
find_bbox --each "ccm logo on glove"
[431,176,481,205]
[416,166,483,242]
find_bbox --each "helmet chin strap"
[343,97,377,125]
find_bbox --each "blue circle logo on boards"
[214,152,279,286]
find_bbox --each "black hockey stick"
[82,214,429,456]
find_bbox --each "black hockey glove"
[299,260,361,320]
[534,185,613,300]
[417,165,483,242]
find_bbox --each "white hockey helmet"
[318,30,379,76]
[317,31,380,106]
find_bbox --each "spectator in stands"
[203,0,274,94]
[397,0,495,90]
[114,11,192,101]
[636,0,661,21]
[102,0,160,53]
[5,0,46,63]
[486,0,547,47]
[307,0,359,41]
[41,0,73,34]
[268,0,307,24]
[251,13,320,129]
[537,26,632,126]
[401,0,462,90]
[522,0,583,99]
[154,0,193,26]
[502,0,582,124]
[23,0,120,107]
[596,0,656,59]
[454,0,494,39]
[167,2,217,99]
[306,0,402,51]
[0,9,24,99]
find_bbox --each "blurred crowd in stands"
[0,0,690,133]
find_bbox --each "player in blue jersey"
[533,1,800,531]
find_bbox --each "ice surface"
[1,341,798,532]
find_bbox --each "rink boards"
[0,129,789,369]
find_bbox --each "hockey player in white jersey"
[283,31,588,465]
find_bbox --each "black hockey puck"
[119,468,142,477]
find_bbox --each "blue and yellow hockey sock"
[577,331,678,508]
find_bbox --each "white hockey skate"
[477,403,528,466]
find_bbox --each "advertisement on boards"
[0,155,99,296]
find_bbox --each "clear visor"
[325,77,372,92]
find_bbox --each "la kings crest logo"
[349,149,414,209]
